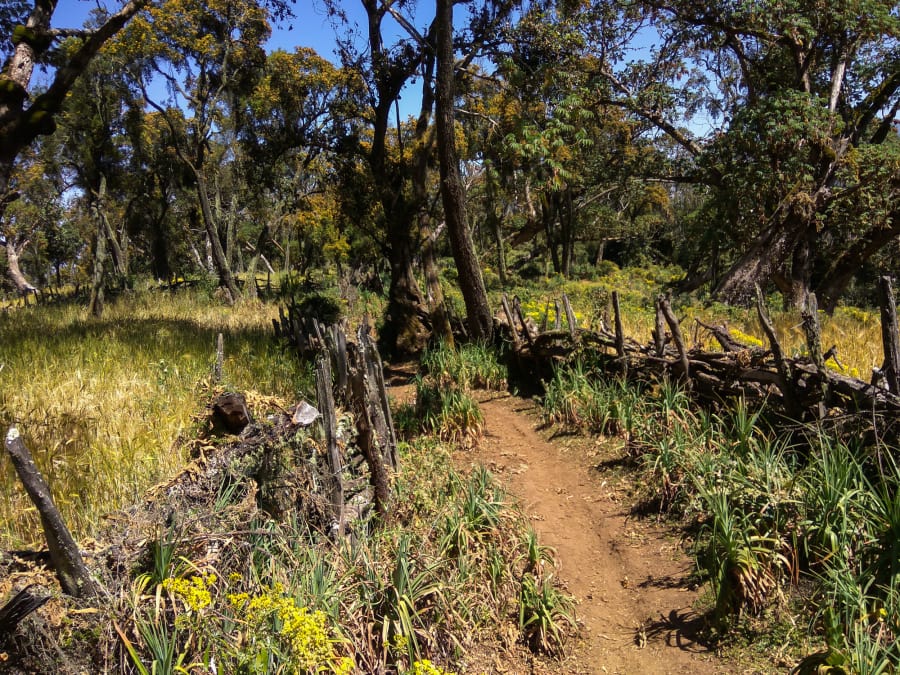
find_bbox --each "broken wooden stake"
[501,295,521,351]
[562,293,578,340]
[612,291,625,358]
[657,295,690,384]
[0,585,49,637]
[652,301,666,357]
[213,332,224,383]
[4,427,96,598]
[879,276,900,397]
[755,287,801,417]
[315,354,345,536]
[801,292,828,416]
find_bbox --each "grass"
[538,359,900,670]
[0,287,310,547]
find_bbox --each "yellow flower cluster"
[163,574,216,612]
[728,328,764,348]
[229,586,353,673]
[409,660,457,675]
[825,357,860,379]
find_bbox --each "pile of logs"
[501,277,900,425]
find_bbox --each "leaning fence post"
[756,286,801,418]
[562,293,578,340]
[501,294,521,351]
[315,353,345,536]
[801,292,827,416]
[5,427,97,598]
[657,295,690,385]
[611,291,625,358]
[879,276,900,396]
[213,332,224,383]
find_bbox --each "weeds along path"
[465,392,726,675]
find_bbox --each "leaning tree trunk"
[194,171,240,303]
[381,224,430,357]
[714,222,793,305]
[4,237,37,297]
[435,0,492,342]
[88,217,107,318]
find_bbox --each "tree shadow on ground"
[638,608,715,653]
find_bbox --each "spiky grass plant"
[0,289,309,546]
[414,341,504,448]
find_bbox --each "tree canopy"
[1,0,898,333]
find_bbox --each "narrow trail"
[459,392,726,675]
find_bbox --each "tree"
[435,0,492,341]
[590,0,900,307]
[0,0,147,293]
[118,0,276,302]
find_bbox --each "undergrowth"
[399,342,507,448]
[112,436,575,674]
[539,359,900,672]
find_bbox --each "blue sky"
[52,0,406,62]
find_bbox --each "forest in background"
[1,0,898,353]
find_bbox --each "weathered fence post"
[315,353,345,536]
[213,332,224,384]
[879,276,900,397]
[359,326,398,471]
[348,342,391,519]
[657,295,690,385]
[652,301,666,357]
[611,291,625,358]
[512,296,534,347]
[755,286,801,417]
[801,292,828,417]
[562,294,578,340]
[5,427,97,598]
[501,295,521,351]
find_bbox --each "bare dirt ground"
[458,392,728,675]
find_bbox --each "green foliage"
[518,572,577,656]
[411,342,507,447]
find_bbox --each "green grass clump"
[538,364,900,670]
[0,289,310,547]
[407,342,507,447]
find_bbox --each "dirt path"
[459,392,725,674]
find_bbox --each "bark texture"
[435,0,492,342]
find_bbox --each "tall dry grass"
[0,289,309,547]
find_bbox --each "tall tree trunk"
[713,222,794,305]
[411,45,453,346]
[435,0,492,342]
[193,171,240,303]
[88,219,107,318]
[381,226,429,356]
[422,222,454,347]
[94,175,127,289]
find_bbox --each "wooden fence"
[500,277,900,427]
